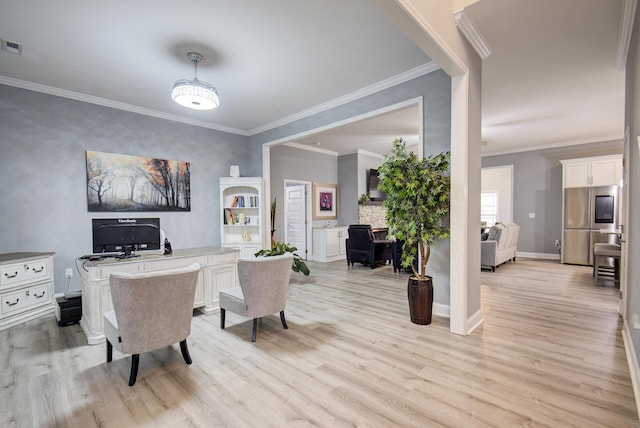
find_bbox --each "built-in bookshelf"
[219,177,265,257]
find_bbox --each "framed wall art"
[86,150,191,212]
[312,182,337,220]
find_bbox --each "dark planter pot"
[407,276,434,325]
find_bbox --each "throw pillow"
[487,225,502,241]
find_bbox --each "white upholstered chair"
[104,263,201,386]
[219,253,293,342]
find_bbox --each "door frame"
[620,127,631,319]
[284,179,312,260]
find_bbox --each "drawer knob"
[32,267,45,273]
[33,291,46,299]
[6,298,19,307]
[4,271,18,279]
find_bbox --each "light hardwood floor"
[0,258,637,427]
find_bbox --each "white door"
[285,184,308,260]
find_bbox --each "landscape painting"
[86,151,191,212]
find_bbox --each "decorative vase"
[407,276,433,325]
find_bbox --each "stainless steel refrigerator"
[563,185,619,265]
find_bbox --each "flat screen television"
[92,218,161,258]
[367,168,387,201]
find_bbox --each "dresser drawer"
[1,288,29,315]
[25,283,52,307]
[1,283,52,317]
[1,258,50,287]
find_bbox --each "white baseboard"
[432,304,484,335]
[466,308,484,334]
[623,323,640,418]
[516,251,560,261]
[433,302,450,318]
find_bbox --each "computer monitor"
[92,218,161,258]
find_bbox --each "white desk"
[78,247,238,345]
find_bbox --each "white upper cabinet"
[561,155,622,188]
[590,158,622,187]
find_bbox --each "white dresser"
[78,246,239,345]
[0,252,55,331]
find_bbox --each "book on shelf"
[237,195,245,208]
[224,208,235,224]
[230,195,238,207]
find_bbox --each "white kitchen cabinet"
[312,227,348,262]
[0,252,55,331]
[562,155,622,188]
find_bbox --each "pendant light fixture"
[171,52,219,110]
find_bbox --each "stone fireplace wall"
[358,203,387,229]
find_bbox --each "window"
[481,191,499,226]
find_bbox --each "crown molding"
[454,10,492,60]
[0,75,249,136]
[282,142,338,157]
[616,0,638,70]
[357,149,385,159]
[248,61,440,136]
[480,134,624,157]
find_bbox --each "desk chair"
[219,253,293,342]
[104,263,201,386]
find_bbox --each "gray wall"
[253,69,453,307]
[338,151,386,227]
[624,5,640,373]
[482,140,622,256]
[338,153,358,226]
[269,145,338,242]
[0,85,253,294]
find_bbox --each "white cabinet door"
[564,162,590,188]
[563,157,622,188]
[325,229,340,258]
[591,159,622,187]
[338,227,348,256]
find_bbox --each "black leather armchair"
[346,224,393,268]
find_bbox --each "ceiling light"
[172,52,219,110]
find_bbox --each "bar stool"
[593,243,621,285]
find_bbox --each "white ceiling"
[0,0,430,134]
[0,0,627,157]
[466,0,626,156]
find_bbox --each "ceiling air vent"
[1,39,22,55]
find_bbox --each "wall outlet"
[65,268,73,278]
[528,212,535,219]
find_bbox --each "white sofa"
[481,222,520,272]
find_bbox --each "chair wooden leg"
[180,339,192,365]
[128,354,139,387]
[280,311,288,330]
[106,339,113,363]
[220,308,226,329]
[252,318,258,342]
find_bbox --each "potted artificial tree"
[377,138,450,325]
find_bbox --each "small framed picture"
[312,183,337,220]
